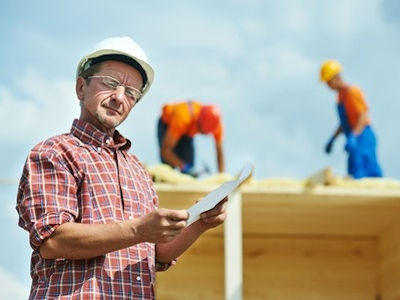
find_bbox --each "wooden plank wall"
[379,220,400,299]
[243,236,378,299]
[155,185,400,299]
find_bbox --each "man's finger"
[201,197,228,217]
[167,209,189,221]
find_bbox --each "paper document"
[186,163,253,226]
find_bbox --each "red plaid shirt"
[17,119,160,299]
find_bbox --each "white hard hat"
[76,36,154,97]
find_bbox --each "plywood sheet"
[243,236,378,300]
[379,220,400,299]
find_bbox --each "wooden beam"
[224,191,243,300]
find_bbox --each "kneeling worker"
[157,100,225,176]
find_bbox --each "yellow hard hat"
[320,60,342,82]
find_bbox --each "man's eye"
[127,91,137,99]
[127,89,141,100]
[104,79,119,88]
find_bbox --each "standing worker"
[16,36,227,299]
[320,59,383,179]
[157,100,225,176]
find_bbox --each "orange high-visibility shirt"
[337,86,371,129]
[161,101,223,142]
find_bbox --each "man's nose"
[113,85,126,100]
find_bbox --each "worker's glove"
[181,163,199,177]
[324,136,336,154]
[344,133,357,153]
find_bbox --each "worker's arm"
[215,140,225,173]
[351,111,368,135]
[345,112,369,153]
[325,125,342,154]
[39,208,188,260]
[332,125,343,138]
[161,131,186,170]
[156,198,227,263]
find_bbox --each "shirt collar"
[70,119,131,151]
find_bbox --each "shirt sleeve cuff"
[155,259,177,272]
[29,211,74,250]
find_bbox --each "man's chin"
[97,115,122,129]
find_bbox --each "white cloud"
[277,0,311,34]
[254,44,315,81]
[312,0,383,38]
[156,11,244,58]
[0,67,79,144]
[0,267,29,300]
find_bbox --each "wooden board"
[241,190,400,237]
[243,236,378,300]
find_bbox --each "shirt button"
[97,147,102,153]
[136,276,141,281]
[129,215,133,220]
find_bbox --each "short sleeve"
[212,122,223,142]
[155,259,177,272]
[16,148,79,250]
[347,87,368,113]
[166,107,191,141]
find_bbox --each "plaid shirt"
[17,119,160,299]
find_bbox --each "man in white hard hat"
[16,36,227,299]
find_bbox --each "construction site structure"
[150,165,400,300]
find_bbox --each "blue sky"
[1,0,400,297]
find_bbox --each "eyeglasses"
[87,75,142,102]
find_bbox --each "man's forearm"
[352,112,368,135]
[162,146,185,169]
[216,142,225,172]
[156,221,205,263]
[40,208,189,260]
[40,221,140,260]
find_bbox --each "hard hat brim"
[76,49,154,97]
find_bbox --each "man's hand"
[196,197,227,231]
[325,136,336,154]
[181,163,198,177]
[345,133,357,152]
[154,198,227,264]
[134,209,188,243]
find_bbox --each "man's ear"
[75,77,86,101]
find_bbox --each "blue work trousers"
[347,126,382,179]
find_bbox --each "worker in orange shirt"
[157,100,224,176]
[320,60,383,179]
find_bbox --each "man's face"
[326,75,341,91]
[76,60,143,134]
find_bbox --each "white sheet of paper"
[186,163,253,226]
